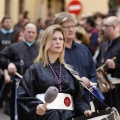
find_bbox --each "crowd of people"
[0,10,120,120]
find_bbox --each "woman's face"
[48,31,64,55]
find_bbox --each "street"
[0,108,9,120]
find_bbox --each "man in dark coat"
[0,16,14,52]
[0,16,14,109]
[54,12,97,89]
[96,16,120,113]
[0,23,39,120]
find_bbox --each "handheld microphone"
[43,86,59,108]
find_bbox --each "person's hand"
[4,74,12,83]
[89,82,98,92]
[4,69,12,83]
[84,110,92,117]
[8,63,17,74]
[81,77,90,87]
[36,104,47,115]
[105,59,115,69]
[90,82,97,86]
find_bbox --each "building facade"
[0,0,109,25]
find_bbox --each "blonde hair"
[75,26,90,45]
[34,24,66,66]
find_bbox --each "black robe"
[0,41,39,75]
[96,36,120,113]
[0,41,39,119]
[18,61,91,120]
[0,30,14,52]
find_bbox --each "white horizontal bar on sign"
[69,5,81,11]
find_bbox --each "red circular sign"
[68,0,82,15]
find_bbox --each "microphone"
[43,86,59,108]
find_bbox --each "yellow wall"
[66,0,109,18]
[80,0,109,16]
[0,0,109,24]
[0,1,5,22]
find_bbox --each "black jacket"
[18,61,90,120]
[97,36,120,78]
[0,30,14,52]
[0,41,39,75]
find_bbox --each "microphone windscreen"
[44,86,58,103]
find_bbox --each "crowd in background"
[0,9,120,120]
[0,11,115,55]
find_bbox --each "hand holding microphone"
[36,86,58,115]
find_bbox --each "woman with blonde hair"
[18,24,92,120]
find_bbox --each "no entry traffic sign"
[68,0,82,15]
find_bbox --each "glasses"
[62,25,76,29]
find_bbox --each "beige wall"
[23,0,37,22]
[80,0,109,16]
[65,0,109,18]
[0,1,5,22]
[117,7,120,19]
[0,0,109,24]
[22,0,48,22]
[9,0,19,24]
[38,0,48,20]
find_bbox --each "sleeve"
[112,52,120,78]
[0,47,11,70]
[0,45,22,71]
[73,76,91,115]
[91,32,99,48]
[18,65,43,118]
[87,47,97,83]
[104,54,120,78]
[113,63,120,77]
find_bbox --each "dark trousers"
[10,78,19,120]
